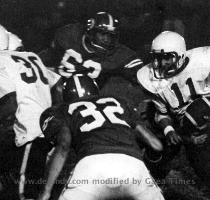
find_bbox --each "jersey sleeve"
[103,44,142,70]
[119,46,143,84]
[40,104,68,142]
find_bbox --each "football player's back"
[0,50,59,146]
[66,95,142,161]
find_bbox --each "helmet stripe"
[107,13,113,27]
[73,75,84,98]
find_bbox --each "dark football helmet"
[63,74,99,103]
[181,97,210,135]
[84,12,119,53]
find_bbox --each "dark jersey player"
[39,12,143,88]
[37,75,164,200]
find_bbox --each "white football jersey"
[0,50,60,146]
[137,47,210,118]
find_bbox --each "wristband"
[164,126,175,136]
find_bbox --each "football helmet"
[63,74,99,103]
[0,25,9,50]
[181,97,210,136]
[151,31,186,79]
[84,12,119,53]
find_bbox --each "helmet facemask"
[88,29,119,52]
[151,50,184,79]
[84,12,119,54]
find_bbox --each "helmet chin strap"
[82,35,107,54]
[82,35,95,53]
[90,41,106,51]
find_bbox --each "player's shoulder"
[137,63,158,94]
[187,46,210,56]
[114,44,139,60]
[0,50,40,66]
[187,46,210,64]
[107,44,142,70]
[0,50,37,58]
[0,50,26,69]
[186,47,210,76]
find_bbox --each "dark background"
[1,1,210,199]
[0,0,209,60]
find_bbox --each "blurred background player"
[37,74,164,200]
[39,11,143,89]
[0,24,62,199]
[137,31,210,186]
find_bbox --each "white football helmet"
[0,25,9,50]
[8,32,24,51]
[151,31,186,79]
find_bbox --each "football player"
[0,26,62,199]
[37,74,164,200]
[137,31,210,185]
[39,11,143,88]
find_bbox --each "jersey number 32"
[68,97,130,132]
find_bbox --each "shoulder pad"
[137,64,158,94]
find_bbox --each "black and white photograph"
[0,0,210,200]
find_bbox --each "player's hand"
[190,134,208,145]
[36,191,51,200]
[166,131,182,145]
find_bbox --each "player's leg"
[23,137,52,199]
[57,156,103,200]
[143,101,181,179]
[0,130,25,199]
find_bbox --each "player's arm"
[123,97,163,152]
[120,56,143,85]
[43,66,63,105]
[135,122,163,152]
[38,126,71,200]
[50,77,64,105]
[38,106,71,200]
[116,46,143,85]
[154,100,182,145]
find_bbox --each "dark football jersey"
[39,23,143,87]
[40,95,143,161]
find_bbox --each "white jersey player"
[137,31,210,145]
[0,50,60,146]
